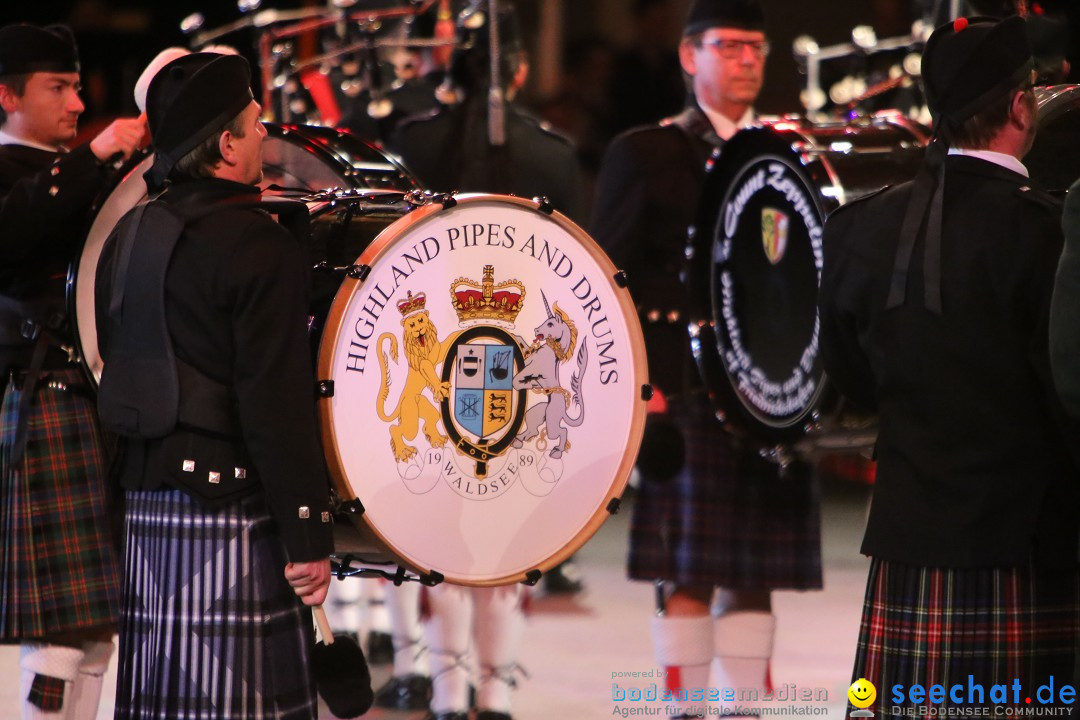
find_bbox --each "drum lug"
[436,193,457,209]
[337,497,365,515]
[347,264,371,280]
[613,269,629,288]
[522,569,542,586]
[606,497,622,515]
[641,384,653,401]
[533,196,554,215]
[420,570,445,587]
[317,379,335,397]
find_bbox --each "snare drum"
[72,123,419,384]
[317,194,647,585]
[687,112,928,452]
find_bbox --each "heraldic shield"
[442,325,528,477]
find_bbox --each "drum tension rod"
[606,497,622,515]
[435,193,457,209]
[522,569,542,586]
[348,264,371,280]
[317,379,335,397]
[641,384,654,401]
[613,270,629,288]
[533,196,554,215]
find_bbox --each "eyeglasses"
[699,38,770,59]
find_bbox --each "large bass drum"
[688,111,927,452]
[317,194,648,586]
[689,86,1080,454]
[72,123,419,384]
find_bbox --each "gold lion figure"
[376,310,454,462]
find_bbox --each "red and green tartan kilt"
[627,396,823,591]
[0,368,122,640]
[853,558,1080,718]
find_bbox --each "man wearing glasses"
[591,1,821,718]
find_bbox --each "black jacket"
[1050,178,1080,417]
[96,178,334,563]
[0,143,111,368]
[589,105,718,397]
[820,155,1080,568]
[390,98,583,223]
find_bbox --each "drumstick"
[313,605,335,645]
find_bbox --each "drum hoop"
[265,124,416,190]
[316,193,648,586]
[693,139,830,441]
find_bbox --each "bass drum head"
[73,124,419,384]
[317,194,647,586]
[689,128,829,445]
[1028,84,1080,193]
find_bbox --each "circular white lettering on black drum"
[712,155,825,429]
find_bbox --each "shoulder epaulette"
[1015,184,1063,213]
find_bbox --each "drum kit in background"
[65,0,1080,584]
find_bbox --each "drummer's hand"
[285,558,331,606]
[90,115,147,163]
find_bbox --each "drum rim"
[689,127,834,446]
[316,193,648,587]
[263,123,420,192]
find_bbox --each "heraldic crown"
[451,265,525,328]
[397,290,427,317]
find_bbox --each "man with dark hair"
[591,1,822,718]
[0,22,144,720]
[95,52,334,720]
[820,16,1080,717]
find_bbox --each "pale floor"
[0,478,872,720]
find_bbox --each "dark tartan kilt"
[0,368,121,640]
[853,558,1080,719]
[627,395,822,591]
[115,488,318,720]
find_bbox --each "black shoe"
[422,713,469,720]
[476,711,514,720]
[542,561,584,595]
[372,674,432,710]
[365,630,395,665]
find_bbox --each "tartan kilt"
[115,488,319,720]
[627,395,822,590]
[852,558,1080,718]
[0,368,121,640]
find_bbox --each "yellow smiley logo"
[848,678,877,709]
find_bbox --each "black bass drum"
[71,123,419,384]
[689,87,1080,454]
[1026,84,1080,193]
[687,111,928,452]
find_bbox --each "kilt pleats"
[115,489,318,720]
[627,395,822,590]
[853,558,1080,718]
[0,369,120,640]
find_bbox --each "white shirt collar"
[700,105,754,141]
[0,128,64,153]
[947,147,1029,178]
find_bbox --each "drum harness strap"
[99,190,311,441]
